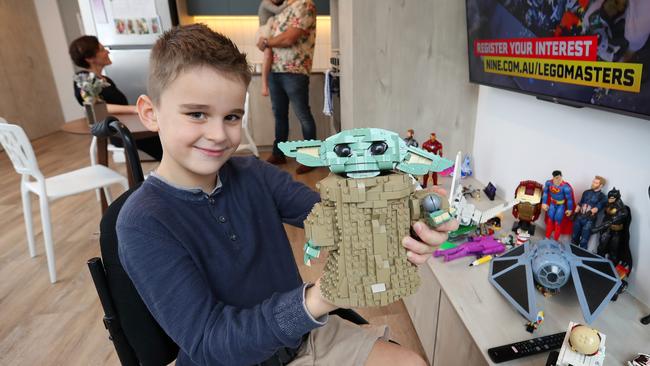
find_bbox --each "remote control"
[642,314,650,325]
[487,332,566,363]
[545,351,559,366]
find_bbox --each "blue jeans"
[572,215,595,249]
[268,73,316,156]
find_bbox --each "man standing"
[258,0,317,174]
[421,133,443,187]
[571,176,607,249]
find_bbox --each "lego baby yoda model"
[279,128,454,307]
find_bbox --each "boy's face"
[139,66,247,189]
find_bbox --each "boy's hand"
[403,219,458,265]
[403,186,459,265]
[305,278,338,319]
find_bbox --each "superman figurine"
[422,132,443,187]
[541,170,575,240]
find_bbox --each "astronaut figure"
[571,176,607,249]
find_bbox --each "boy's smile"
[138,65,248,193]
[194,146,227,157]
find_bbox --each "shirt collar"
[147,171,223,202]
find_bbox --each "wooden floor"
[0,131,426,365]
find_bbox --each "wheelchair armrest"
[329,308,369,325]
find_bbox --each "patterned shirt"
[270,0,316,75]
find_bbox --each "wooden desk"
[404,177,650,366]
[61,114,156,212]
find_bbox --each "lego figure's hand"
[303,240,321,266]
[403,220,459,264]
[565,210,572,216]
[591,207,598,215]
[542,203,549,211]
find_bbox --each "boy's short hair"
[148,23,251,104]
[552,170,562,177]
[69,35,100,68]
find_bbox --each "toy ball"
[568,324,601,356]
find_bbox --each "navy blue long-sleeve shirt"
[576,189,607,217]
[116,156,324,366]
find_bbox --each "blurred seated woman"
[69,35,162,161]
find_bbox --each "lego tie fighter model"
[447,152,520,228]
[489,239,621,324]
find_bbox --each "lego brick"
[299,169,450,307]
[371,283,386,293]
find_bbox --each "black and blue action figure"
[571,176,607,249]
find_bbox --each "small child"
[118,23,450,366]
[256,0,288,96]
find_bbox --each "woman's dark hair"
[69,35,100,68]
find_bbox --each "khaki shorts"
[288,315,390,366]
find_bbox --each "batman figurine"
[592,188,633,277]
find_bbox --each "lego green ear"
[396,146,454,175]
[277,140,327,167]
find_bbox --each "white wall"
[473,85,650,306]
[34,0,84,122]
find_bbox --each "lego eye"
[369,142,388,155]
[333,143,352,157]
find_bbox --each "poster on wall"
[150,17,161,34]
[466,0,650,119]
[111,0,159,36]
[114,19,126,34]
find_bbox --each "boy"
[118,24,455,366]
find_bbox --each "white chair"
[0,119,128,283]
[236,92,259,157]
[106,143,155,163]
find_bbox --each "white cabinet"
[404,262,487,366]
[433,293,487,366]
[403,264,441,365]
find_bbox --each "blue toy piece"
[489,239,621,324]
[461,154,472,178]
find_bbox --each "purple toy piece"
[434,235,505,262]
